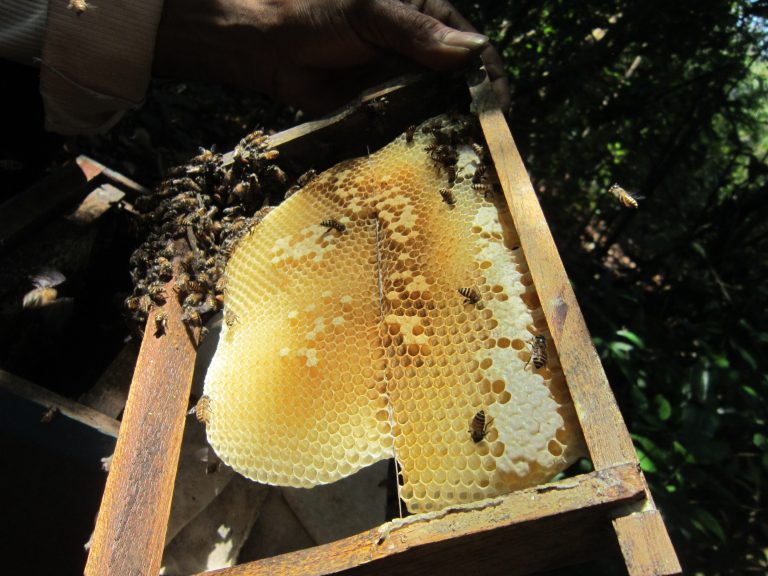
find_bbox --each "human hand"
[153,0,509,114]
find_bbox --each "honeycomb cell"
[203,114,585,512]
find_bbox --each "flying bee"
[154,310,168,336]
[405,125,416,143]
[469,410,493,443]
[321,219,346,233]
[195,395,212,424]
[525,335,548,370]
[439,188,456,205]
[22,268,66,309]
[67,0,89,14]
[458,287,481,305]
[608,184,641,208]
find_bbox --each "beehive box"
[84,71,680,576]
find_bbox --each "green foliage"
[456,1,768,573]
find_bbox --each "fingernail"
[442,31,489,51]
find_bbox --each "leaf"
[691,241,707,258]
[617,329,645,348]
[654,394,672,420]
[737,347,758,370]
[691,508,726,543]
[741,385,758,398]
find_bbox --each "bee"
[472,143,486,161]
[446,165,457,183]
[472,163,487,184]
[147,283,168,303]
[195,395,212,424]
[439,188,456,205]
[321,219,346,233]
[154,310,168,336]
[267,164,287,185]
[176,276,204,295]
[525,335,548,370]
[297,169,317,187]
[67,0,89,14]
[458,287,481,305]
[609,184,641,208]
[424,143,439,153]
[225,309,239,327]
[469,410,493,443]
[137,294,154,315]
[472,183,490,194]
[405,125,416,143]
[182,307,202,327]
[40,406,61,423]
[366,96,389,115]
[260,149,280,162]
[22,268,66,309]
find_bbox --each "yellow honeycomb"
[202,115,585,512]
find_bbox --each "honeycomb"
[202,115,585,512]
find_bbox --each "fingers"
[413,0,510,111]
[352,0,489,71]
[355,0,510,112]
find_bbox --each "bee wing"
[30,267,66,288]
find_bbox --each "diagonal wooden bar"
[84,284,198,576]
[198,463,645,576]
[468,67,680,575]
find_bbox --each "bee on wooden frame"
[469,409,493,443]
[154,310,168,336]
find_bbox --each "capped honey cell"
[203,115,585,512]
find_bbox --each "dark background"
[1,1,766,574]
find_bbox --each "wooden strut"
[197,463,646,576]
[468,67,681,575]
[84,273,198,576]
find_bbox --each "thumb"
[352,0,489,70]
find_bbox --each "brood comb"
[202,115,585,512]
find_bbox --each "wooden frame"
[84,71,681,576]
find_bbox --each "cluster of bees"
[125,130,293,341]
